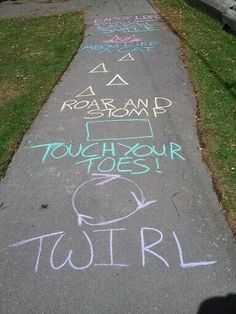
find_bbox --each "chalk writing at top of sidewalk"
[94,14,160,25]
[96,21,159,34]
[81,41,158,54]
[94,14,160,34]
[102,35,142,44]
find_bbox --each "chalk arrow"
[92,173,121,186]
[72,174,157,227]
[77,214,94,226]
[131,191,156,210]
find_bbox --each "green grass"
[154,0,236,232]
[0,12,84,177]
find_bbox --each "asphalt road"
[0,0,235,313]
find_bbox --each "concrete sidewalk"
[184,0,236,31]
[1,0,235,313]
[0,0,86,18]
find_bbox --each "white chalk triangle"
[106,74,129,86]
[117,53,135,62]
[76,86,95,97]
[89,63,108,73]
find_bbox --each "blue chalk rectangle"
[86,119,154,141]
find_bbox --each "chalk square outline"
[86,119,154,141]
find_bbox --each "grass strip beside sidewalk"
[0,12,84,177]
[154,0,236,232]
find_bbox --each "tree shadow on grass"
[197,294,236,314]
[185,37,236,100]
[163,10,236,100]
[183,0,222,21]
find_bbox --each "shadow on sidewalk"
[197,294,236,314]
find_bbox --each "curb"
[185,0,236,32]
[152,0,236,33]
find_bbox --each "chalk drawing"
[60,97,172,119]
[118,53,135,62]
[76,86,95,97]
[141,227,169,267]
[153,97,172,116]
[106,74,129,86]
[30,141,185,175]
[102,35,142,44]
[96,21,159,34]
[9,231,64,272]
[50,231,94,270]
[89,63,108,73]
[75,157,152,175]
[94,14,159,25]
[93,229,129,267]
[81,41,158,54]
[173,231,217,268]
[86,119,154,141]
[7,11,219,278]
[9,228,217,272]
[72,173,156,227]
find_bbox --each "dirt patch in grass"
[0,81,26,107]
